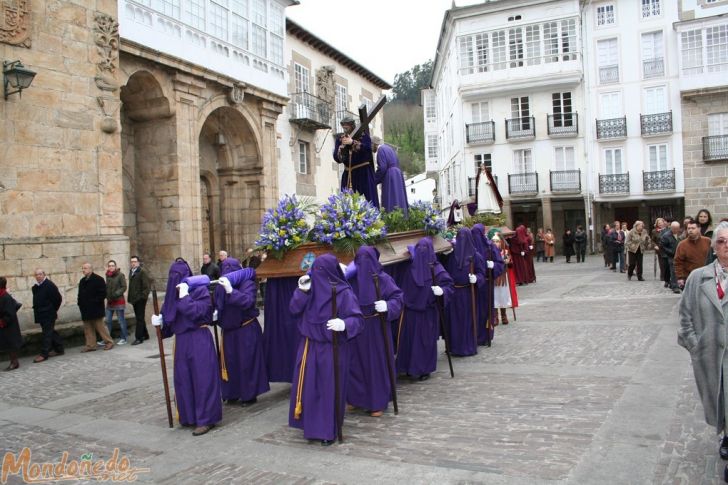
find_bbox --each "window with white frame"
[252,0,266,26]
[471,102,489,123]
[647,144,668,171]
[708,113,728,135]
[641,0,661,18]
[269,1,283,36]
[641,31,664,77]
[252,25,266,57]
[231,14,249,49]
[492,30,507,70]
[475,153,492,173]
[643,85,667,114]
[294,63,309,93]
[513,149,534,173]
[425,92,436,121]
[598,38,619,83]
[599,91,622,118]
[209,0,228,41]
[230,0,247,16]
[269,34,283,65]
[526,25,541,65]
[707,25,728,72]
[561,19,577,61]
[681,29,704,75]
[448,118,455,148]
[509,27,524,68]
[335,84,348,126]
[427,135,438,159]
[154,0,180,18]
[297,141,309,174]
[552,92,573,126]
[459,36,475,74]
[543,22,559,63]
[596,4,616,27]
[554,146,576,170]
[185,0,205,29]
[604,147,623,174]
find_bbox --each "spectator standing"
[544,228,555,263]
[661,221,683,294]
[201,253,220,280]
[105,260,128,345]
[563,229,575,263]
[77,263,114,352]
[626,221,651,281]
[601,223,612,268]
[697,209,714,239]
[651,218,667,282]
[609,222,625,273]
[574,225,587,263]
[128,256,152,346]
[535,228,545,262]
[0,277,23,370]
[31,269,63,363]
[675,219,712,289]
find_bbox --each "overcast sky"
[287,0,481,86]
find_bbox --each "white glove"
[177,282,189,299]
[486,260,495,269]
[151,314,163,327]
[219,276,233,294]
[468,273,477,284]
[326,318,345,332]
[339,263,348,275]
[520,251,525,256]
[212,310,218,322]
[298,275,311,291]
[431,286,443,296]
[374,300,387,313]
[529,245,533,250]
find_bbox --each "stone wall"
[682,90,728,219]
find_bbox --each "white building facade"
[426,0,589,245]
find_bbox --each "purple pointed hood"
[161,258,192,324]
[305,253,350,323]
[411,237,436,287]
[454,227,476,270]
[354,245,382,306]
[377,144,399,171]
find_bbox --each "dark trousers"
[39,320,63,357]
[627,249,643,278]
[611,248,624,271]
[536,250,545,262]
[133,300,150,341]
[657,253,666,280]
[667,257,678,289]
[575,242,586,262]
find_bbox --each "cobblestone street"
[0,256,717,484]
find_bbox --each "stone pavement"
[0,255,719,484]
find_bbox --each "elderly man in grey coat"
[678,220,728,482]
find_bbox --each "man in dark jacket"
[574,225,587,263]
[200,253,220,280]
[32,268,63,362]
[660,221,683,294]
[78,263,113,351]
[608,222,625,272]
[128,255,152,346]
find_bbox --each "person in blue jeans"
[105,260,128,345]
[609,221,625,273]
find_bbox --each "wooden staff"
[209,288,221,372]
[485,244,493,348]
[430,264,454,378]
[331,282,343,443]
[469,259,477,345]
[372,274,399,415]
[152,286,174,428]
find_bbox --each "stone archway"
[120,70,175,279]
[198,106,262,258]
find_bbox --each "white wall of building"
[405,174,436,204]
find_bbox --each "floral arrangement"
[254,194,311,259]
[409,201,446,235]
[311,190,386,253]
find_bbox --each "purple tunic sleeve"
[434,262,454,307]
[289,288,309,316]
[474,254,487,289]
[379,272,403,322]
[218,280,258,330]
[173,287,213,334]
[374,154,386,184]
[339,290,364,341]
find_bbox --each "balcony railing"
[703,135,728,162]
[505,116,535,139]
[599,64,619,84]
[643,169,675,192]
[547,113,578,137]
[596,116,627,139]
[640,111,672,136]
[466,121,495,144]
[550,170,581,193]
[643,58,664,78]
[599,173,630,194]
[508,172,538,194]
[289,92,331,129]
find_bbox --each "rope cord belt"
[294,337,310,420]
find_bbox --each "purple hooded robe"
[334,132,379,208]
[472,224,506,345]
[374,144,409,215]
[396,238,454,377]
[346,246,403,412]
[262,276,300,383]
[160,259,222,427]
[444,228,486,356]
[215,258,270,402]
[288,254,364,441]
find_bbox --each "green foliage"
[461,213,507,228]
[383,102,425,177]
[391,60,434,104]
[380,208,411,234]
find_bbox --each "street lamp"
[3,60,36,100]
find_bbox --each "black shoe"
[628,275,632,281]
[672,288,681,294]
[321,439,334,446]
[637,277,645,281]
[720,436,728,460]
[225,399,239,405]
[418,374,430,381]
[240,398,257,407]
[131,339,143,346]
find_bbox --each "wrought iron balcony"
[643,58,664,78]
[466,121,495,144]
[505,116,535,139]
[596,116,627,139]
[550,170,581,193]
[703,135,728,162]
[547,113,578,137]
[508,172,538,194]
[599,64,619,84]
[640,111,672,136]
[599,173,630,194]
[643,169,675,193]
[289,92,331,130]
